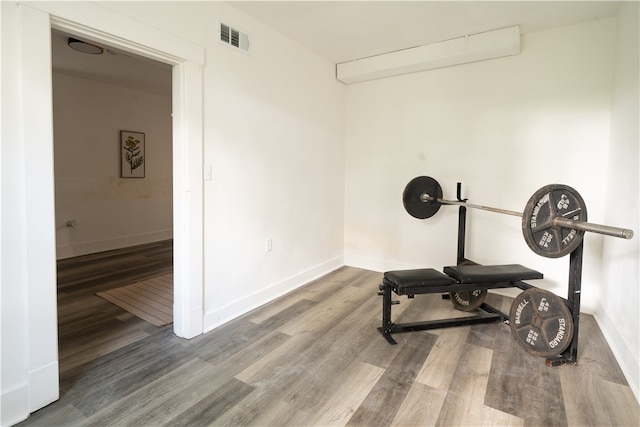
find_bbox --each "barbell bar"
[403,176,634,258]
[551,217,633,240]
[420,193,522,217]
[419,193,633,239]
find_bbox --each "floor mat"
[97,274,173,326]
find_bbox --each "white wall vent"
[220,22,250,53]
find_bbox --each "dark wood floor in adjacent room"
[20,241,639,426]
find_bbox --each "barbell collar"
[553,217,634,240]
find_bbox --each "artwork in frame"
[120,130,145,178]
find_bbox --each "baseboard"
[28,360,59,414]
[594,309,640,404]
[56,230,173,259]
[1,382,30,426]
[343,252,420,273]
[203,255,344,333]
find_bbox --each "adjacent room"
[2,1,638,426]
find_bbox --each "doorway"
[51,29,175,371]
[15,2,205,417]
[51,29,174,261]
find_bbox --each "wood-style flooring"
[20,241,640,426]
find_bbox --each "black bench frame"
[378,183,583,366]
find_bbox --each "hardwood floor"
[20,242,639,426]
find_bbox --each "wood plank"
[216,331,293,373]
[276,278,372,336]
[16,403,86,426]
[77,358,221,426]
[391,382,447,427]
[574,314,630,385]
[58,304,135,343]
[436,343,525,426]
[192,300,315,364]
[239,398,312,427]
[347,332,438,426]
[245,266,363,324]
[310,360,385,426]
[484,323,567,426]
[236,278,377,394]
[361,292,445,370]
[59,328,151,373]
[235,333,315,385]
[166,377,255,426]
[415,325,470,389]
[212,388,311,427]
[560,361,640,426]
[280,290,384,413]
[58,328,188,414]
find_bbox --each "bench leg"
[378,281,398,345]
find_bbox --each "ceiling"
[229,1,622,64]
[51,29,173,97]
[51,1,622,93]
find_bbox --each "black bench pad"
[443,264,543,284]
[384,269,455,293]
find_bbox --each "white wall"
[598,1,640,401]
[53,72,173,259]
[101,1,347,330]
[344,18,617,313]
[2,2,346,424]
[201,12,346,330]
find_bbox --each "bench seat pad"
[384,268,456,291]
[443,264,543,284]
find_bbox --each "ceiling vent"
[220,22,250,53]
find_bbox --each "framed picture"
[120,130,145,178]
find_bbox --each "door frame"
[17,1,205,414]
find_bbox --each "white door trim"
[17,1,205,415]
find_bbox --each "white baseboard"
[594,309,639,404]
[343,252,421,273]
[1,382,30,427]
[1,361,59,426]
[56,230,173,259]
[203,256,344,333]
[28,360,59,414]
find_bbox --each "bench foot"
[377,327,398,345]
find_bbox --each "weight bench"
[378,181,587,365]
[378,264,543,344]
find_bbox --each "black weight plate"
[510,288,573,357]
[402,176,443,219]
[449,289,487,312]
[522,184,587,258]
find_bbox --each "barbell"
[402,176,634,258]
